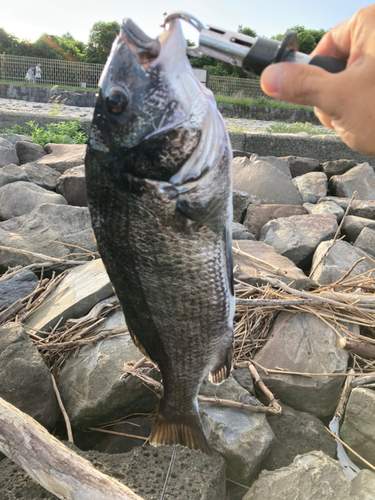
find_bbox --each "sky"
[1,0,373,45]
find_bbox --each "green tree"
[237,25,257,38]
[272,26,326,54]
[85,21,120,64]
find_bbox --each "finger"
[313,107,334,129]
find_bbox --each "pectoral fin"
[209,345,232,385]
[176,196,223,233]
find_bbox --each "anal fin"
[209,346,232,385]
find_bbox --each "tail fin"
[150,409,211,455]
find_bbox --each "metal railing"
[0,54,269,99]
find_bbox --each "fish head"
[88,18,214,182]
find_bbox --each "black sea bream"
[85,18,234,454]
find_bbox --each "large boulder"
[233,240,312,290]
[354,227,375,259]
[251,155,292,178]
[0,269,38,310]
[292,171,328,203]
[14,140,47,164]
[0,323,60,430]
[319,197,375,220]
[0,203,97,269]
[253,312,355,418]
[0,164,29,188]
[56,165,87,206]
[232,157,303,205]
[232,222,256,240]
[243,204,307,240]
[341,215,375,242]
[311,240,374,285]
[0,144,19,168]
[351,470,375,500]
[19,161,61,191]
[259,214,338,268]
[243,451,353,500]
[322,159,357,178]
[329,163,375,200]
[0,181,67,220]
[340,388,375,468]
[303,201,345,221]
[0,133,32,145]
[279,156,320,177]
[35,143,86,173]
[232,190,251,223]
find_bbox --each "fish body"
[85,18,234,454]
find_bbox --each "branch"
[337,337,375,359]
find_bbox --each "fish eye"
[105,86,129,114]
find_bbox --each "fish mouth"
[121,18,161,67]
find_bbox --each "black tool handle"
[309,55,347,73]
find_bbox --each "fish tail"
[150,408,211,455]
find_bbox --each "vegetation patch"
[215,94,313,111]
[0,120,88,147]
[264,122,337,135]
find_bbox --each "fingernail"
[261,64,284,96]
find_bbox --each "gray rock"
[231,368,254,395]
[0,269,38,309]
[19,161,62,191]
[0,138,14,149]
[25,259,113,332]
[322,159,357,179]
[351,470,375,500]
[58,334,159,428]
[262,403,337,471]
[319,197,375,219]
[257,156,292,178]
[342,215,375,242]
[303,201,345,221]
[243,451,352,500]
[200,373,257,405]
[232,222,256,240]
[0,323,60,430]
[0,133,32,145]
[292,171,328,203]
[0,444,226,500]
[200,402,274,485]
[232,189,251,223]
[232,157,303,205]
[341,388,375,468]
[329,163,375,200]
[243,204,307,239]
[0,203,97,268]
[253,312,355,418]
[232,150,251,159]
[259,214,338,268]
[14,140,47,165]
[0,181,67,220]
[56,165,87,206]
[233,240,311,290]
[318,196,351,210]
[311,240,374,285]
[36,143,86,173]
[279,155,321,177]
[0,145,19,168]
[0,164,29,187]
[354,227,375,259]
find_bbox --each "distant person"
[35,63,42,84]
[26,67,35,84]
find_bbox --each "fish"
[85,17,235,454]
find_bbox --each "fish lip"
[121,18,160,63]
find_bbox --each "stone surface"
[262,403,337,471]
[0,164,29,187]
[351,470,375,500]
[0,444,227,500]
[342,215,375,242]
[252,155,292,178]
[292,171,328,203]
[243,451,352,500]
[233,240,312,290]
[0,133,32,145]
[329,163,375,200]
[279,155,321,177]
[354,227,375,259]
[0,323,60,430]
[14,140,47,164]
[232,189,251,223]
[303,201,345,221]
[0,144,19,168]
[311,240,374,285]
[232,222,256,240]
[319,197,375,219]
[0,137,14,149]
[26,259,113,332]
[36,143,86,173]
[0,203,97,269]
[259,214,338,268]
[56,164,87,206]
[253,312,355,418]
[0,181,67,220]
[201,402,274,485]
[20,161,61,191]
[341,388,375,468]
[243,204,307,240]
[322,159,357,178]
[0,269,38,309]
[200,374,257,405]
[232,157,303,205]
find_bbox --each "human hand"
[260,6,375,156]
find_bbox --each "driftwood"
[0,397,143,500]
[334,369,355,421]
[338,337,375,359]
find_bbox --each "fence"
[0,54,268,98]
